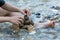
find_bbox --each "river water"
[0,0,60,40]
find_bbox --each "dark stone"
[24,15,29,21]
[44,15,51,19]
[51,6,60,10]
[35,13,41,18]
[36,15,40,18]
[55,13,59,15]
[46,16,51,19]
[51,6,55,8]
[35,13,41,15]
[55,6,60,10]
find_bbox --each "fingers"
[18,18,24,24]
[13,20,23,26]
[17,17,24,25]
[12,16,24,25]
[17,16,24,24]
[12,20,21,25]
[17,16,24,20]
[19,17,24,20]
[23,9,31,16]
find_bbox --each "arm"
[1,2,30,15]
[0,16,24,25]
[34,21,55,28]
[1,2,21,12]
[0,17,10,22]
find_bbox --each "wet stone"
[36,15,40,18]
[55,6,60,10]
[35,13,41,18]
[51,6,60,10]
[45,16,51,20]
[35,13,41,15]
[55,13,59,15]
[51,6,55,8]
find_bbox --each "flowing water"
[0,0,60,40]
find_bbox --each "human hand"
[47,21,55,28]
[21,9,31,16]
[9,16,24,25]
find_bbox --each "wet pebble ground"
[0,0,60,40]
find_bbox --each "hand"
[21,9,31,16]
[9,16,24,25]
[47,21,55,28]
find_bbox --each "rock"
[35,13,41,18]
[51,6,60,10]
[35,13,41,15]
[36,15,40,18]
[51,6,55,8]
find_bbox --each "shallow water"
[0,0,60,40]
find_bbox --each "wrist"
[3,17,11,22]
[6,17,13,22]
[6,17,11,22]
[0,17,11,22]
